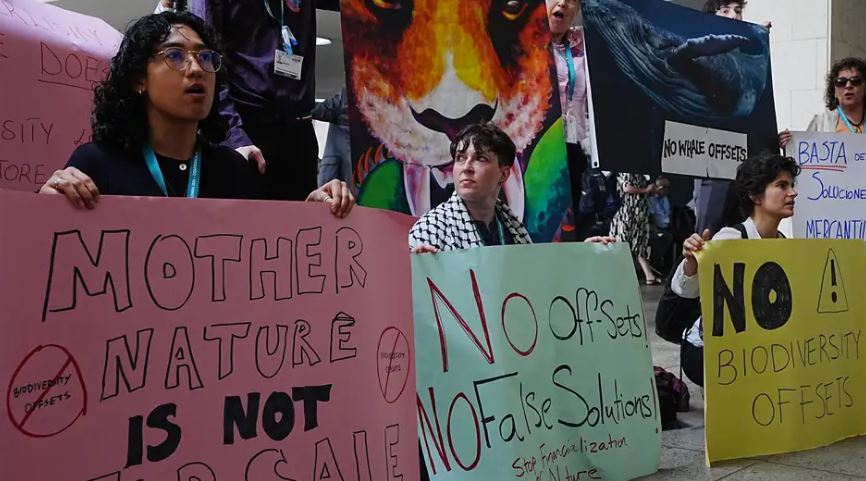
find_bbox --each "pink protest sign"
[0,0,121,191]
[0,189,419,481]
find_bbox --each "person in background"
[673,153,799,386]
[648,177,671,230]
[703,0,770,26]
[310,88,352,187]
[648,176,674,274]
[609,173,659,284]
[780,57,866,148]
[39,12,352,216]
[692,0,763,236]
[410,123,612,253]
[577,167,620,238]
[547,0,593,240]
[409,124,532,252]
[157,0,339,201]
[703,0,744,20]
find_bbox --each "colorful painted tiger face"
[342,0,553,170]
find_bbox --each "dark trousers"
[243,118,319,201]
[694,179,743,235]
[680,340,704,387]
[566,142,590,241]
[650,227,675,274]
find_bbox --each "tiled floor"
[636,285,866,480]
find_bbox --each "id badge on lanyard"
[559,45,579,144]
[566,111,579,144]
[275,50,303,79]
[265,0,303,79]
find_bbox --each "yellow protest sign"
[699,239,866,464]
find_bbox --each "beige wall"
[741,0,866,131]
[830,0,866,63]
[745,0,832,131]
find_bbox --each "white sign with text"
[661,121,747,179]
[787,132,866,241]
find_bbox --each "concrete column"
[743,0,832,130]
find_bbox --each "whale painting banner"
[340,0,573,242]
[412,243,661,481]
[787,132,866,241]
[583,0,778,177]
[699,240,866,464]
[0,0,121,191]
[0,190,419,481]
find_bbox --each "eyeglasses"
[834,76,864,88]
[155,47,222,73]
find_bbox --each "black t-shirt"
[66,142,264,199]
[473,214,516,247]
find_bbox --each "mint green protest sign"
[412,243,661,481]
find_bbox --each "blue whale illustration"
[583,0,770,121]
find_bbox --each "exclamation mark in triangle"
[818,249,849,313]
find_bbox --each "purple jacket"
[188,0,338,147]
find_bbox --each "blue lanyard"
[479,215,507,246]
[495,216,507,246]
[263,0,297,54]
[474,214,508,246]
[837,106,863,133]
[262,0,284,25]
[558,44,577,102]
[142,145,201,198]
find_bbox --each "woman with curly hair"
[780,57,866,147]
[670,153,800,386]
[39,11,352,216]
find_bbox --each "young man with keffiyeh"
[409,123,612,253]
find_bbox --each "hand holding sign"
[682,229,712,276]
[412,243,661,480]
[788,132,866,242]
[0,190,419,480]
[39,166,100,209]
[700,239,866,463]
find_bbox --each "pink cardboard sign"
[0,190,419,481]
[0,0,121,191]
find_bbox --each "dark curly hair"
[450,123,517,168]
[91,11,228,152]
[735,153,800,216]
[702,0,746,13]
[823,57,866,111]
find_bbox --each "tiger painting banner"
[0,190,419,481]
[699,240,866,464]
[340,0,573,242]
[412,243,661,481]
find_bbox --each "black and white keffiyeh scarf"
[408,193,532,251]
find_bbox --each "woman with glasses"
[39,11,353,216]
[780,57,865,147]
